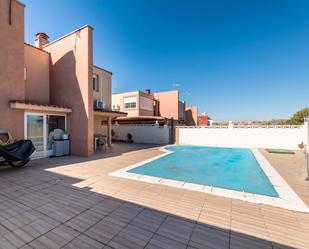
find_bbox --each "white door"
[25,113,66,158]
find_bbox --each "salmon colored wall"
[0,0,25,139]
[153,90,179,120]
[93,66,112,110]
[198,115,209,126]
[43,26,94,156]
[185,106,198,126]
[24,44,50,104]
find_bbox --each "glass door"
[25,113,67,158]
[46,115,66,151]
[26,114,45,157]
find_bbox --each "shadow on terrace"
[0,142,304,248]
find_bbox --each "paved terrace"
[0,143,308,249]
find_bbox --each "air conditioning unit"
[94,100,105,110]
[113,105,120,111]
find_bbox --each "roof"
[93,65,113,75]
[112,90,154,97]
[94,109,127,118]
[153,89,178,95]
[94,109,127,115]
[112,90,140,95]
[24,43,50,54]
[10,100,72,113]
[42,25,93,48]
[115,116,167,121]
[15,0,26,7]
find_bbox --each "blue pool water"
[128,146,278,197]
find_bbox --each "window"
[125,102,136,109]
[93,74,99,91]
[123,96,137,109]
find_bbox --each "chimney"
[34,32,49,49]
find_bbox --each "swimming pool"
[110,145,309,212]
[128,146,278,197]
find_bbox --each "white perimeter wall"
[178,124,308,150]
[112,124,169,144]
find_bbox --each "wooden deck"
[0,143,308,248]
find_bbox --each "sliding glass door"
[25,113,66,158]
[26,114,44,153]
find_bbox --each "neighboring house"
[112,90,155,117]
[198,115,212,126]
[153,90,186,125]
[185,106,198,126]
[0,0,125,157]
[112,89,187,125]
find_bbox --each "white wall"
[112,124,169,144]
[178,124,308,150]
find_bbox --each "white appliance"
[113,105,120,111]
[94,100,105,110]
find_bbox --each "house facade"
[197,115,210,126]
[112,90,155,117]
[153,90,186,124]
[0,0,125,157]
[112,89,188,125]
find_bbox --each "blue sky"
[23,0,309,120]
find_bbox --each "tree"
[286,107,309,125]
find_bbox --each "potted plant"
[127,133,133,143]
[298,142,305,149]
[111,129,116,142]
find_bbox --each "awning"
[94,109,127,119]
[115,116,167,121]
[10,101,72,113]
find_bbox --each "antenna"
[171,83,179,88]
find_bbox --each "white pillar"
[304,117,309,153]
[228,120,233,129]
[304,117,309,181]
[107,117,112,147]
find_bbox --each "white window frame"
[123,96,137,109]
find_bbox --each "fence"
[112,124,170,144]
[177,122,308,150]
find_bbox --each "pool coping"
[109,146,309,213]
